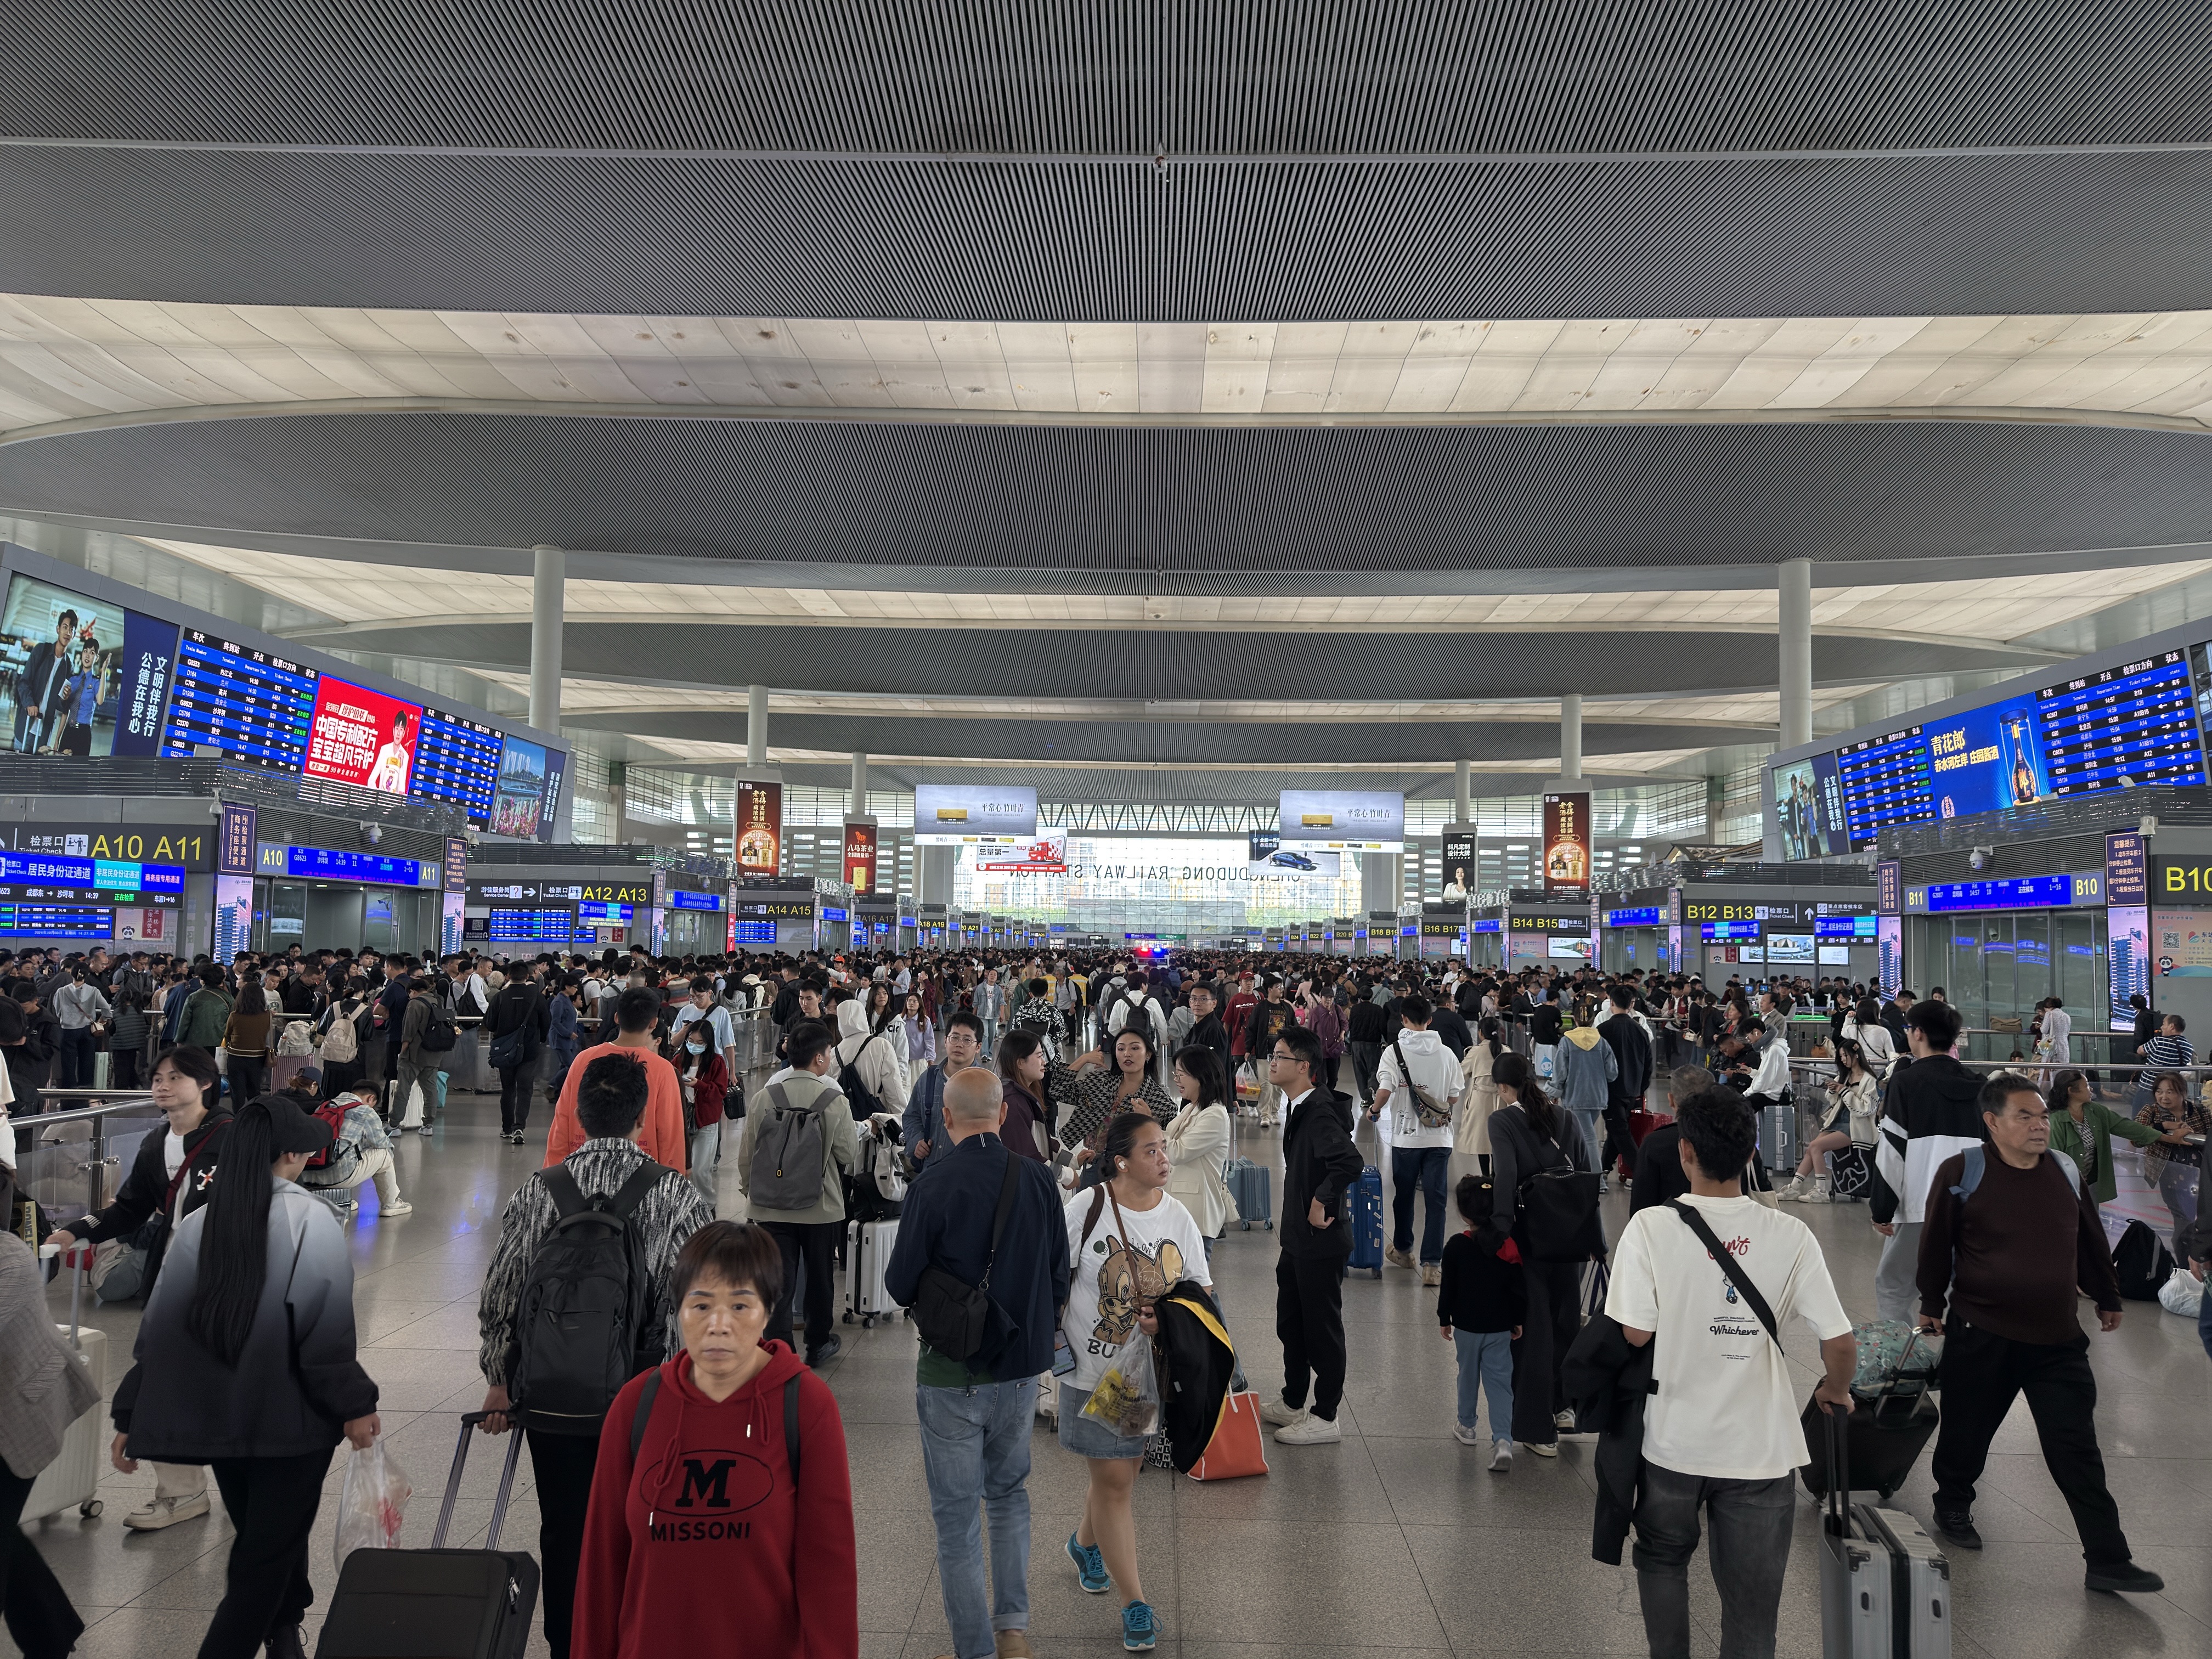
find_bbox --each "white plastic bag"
[2157,1267,2205,1319]
[334,1441,411,1571]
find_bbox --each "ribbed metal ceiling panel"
[279,621,2038,702]
[7,1,2208,153]
[4,414,2207,580]
[4,150,2210,317]
[560,712,1741,764]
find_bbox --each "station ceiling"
[3,2,2208,799]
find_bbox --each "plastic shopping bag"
[1081,1334,1161,1439]
[334,1440,412,1571]
[2158,1266,2205,1318]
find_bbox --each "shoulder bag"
[907,1153,1022,1364]
[1516,1109,1606,1263]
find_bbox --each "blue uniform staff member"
[1915,1072,2164,1594]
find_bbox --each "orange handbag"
[1187,1390,1270,1482]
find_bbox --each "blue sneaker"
[1066,1531,1109,1594]
[1122,1600,1158,1650]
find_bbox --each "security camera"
[360,822,383,846]
[464,828,481,849]
[207,798,225,820]
[2140,814,2159,837]
[1967,846,1994,872]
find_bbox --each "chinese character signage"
[443,837,470,892]
[843,822,878,893]
[735,779,783,876]
[1542,792,1590,895]
[2105,832,2146,906]
[218,803,258,874]
[1876,859,1902,915]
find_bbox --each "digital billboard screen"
[2039,650,2203,794]
[1441,831,1476,899]
[915,785,1038,843]
[490,737,548,839]
[1277,789,1404,850]
[305,676,421,795]
[0,574,177,759]
[1771,749,1847,859]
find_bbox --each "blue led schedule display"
[1835,726,1934,850]
[487,908,574,943]
[160,630,317,769]
[412,704,505,824]
[0,905,112,938]
[2036,651,2205,795]
[1923,875,2075,912]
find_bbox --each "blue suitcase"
[1346,1164,1384,1277]
[1226,1156,1272,1230]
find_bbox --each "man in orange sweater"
[544,985,688,1171]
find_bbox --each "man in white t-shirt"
[1367,992,1460,1285]
[1605,1087,1857,1659]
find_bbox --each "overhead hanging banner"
[913,783,1037,843]
[1276,789,1403,850]
[735,778,783,875]
[1542,791,1591,894]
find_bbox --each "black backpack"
[506,1163,667,1434]
[418,999,459,1053]
[838,1033,889,1120]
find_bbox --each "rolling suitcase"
[1346,1164,1384,1278]
[1819,1409,1951,1657]
[315,1413,539,1659]
[1800,1324,1941,1503]
[1861,1505,1952,1657]
[1756,1094,1798,1177]
[1223,1114,1272,1231]
[24,1248,107,1522]
[843,1217,905,1328]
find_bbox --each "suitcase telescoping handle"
[1821,1398,1850,1534]
[432,1412,527,1551]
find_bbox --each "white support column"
[850,751,868,816]
[528,544,565,735]
[1778,557,1814,752]
[1455,759,1472,823]
[1559,693,1583,781]
[747,685,768,770]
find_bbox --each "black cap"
[247,1091,335,1155]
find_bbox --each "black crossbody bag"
[910,1153,1021,1362]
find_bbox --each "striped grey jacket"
[476,1138,712,1387]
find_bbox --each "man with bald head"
[887,1065,1072,1659]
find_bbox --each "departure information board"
[159,630,318,769]
[731,919,776,944]
[0,905,112,937]
[2035,651,2205,795]
[1835,726,1934,849]
[412,703,505,823]
[487,907,574,943]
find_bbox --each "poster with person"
[306,676,421,793]
[0,573,177,758]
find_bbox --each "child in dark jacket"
[1437,1174,1527,1470]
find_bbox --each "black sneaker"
[805,1334,843,1368]
[264,1624,307,1659]
[2085,1562,2165,1594]
[1932,1510,1982,1550]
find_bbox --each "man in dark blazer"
[1259,1024,1365,1447]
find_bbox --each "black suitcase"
[1799,1386,1939,1502]
[316,1413,540,1659]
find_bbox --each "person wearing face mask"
[573,1221,857,1659]
[674,1022,732,1209]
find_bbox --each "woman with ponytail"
[1481,1050,1593,1461]
[111,1093,380,1659]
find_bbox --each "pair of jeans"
[55,1025,93,1090]
[1274,1251,1347,1420]
[915,1379,1035,1659]
[1931,1321,2132,1568]
[1630,1461,1796,1659]
[0,1464,82,1659]
[1389,1144,1451,1263]
[527,1427,603,1659]
[1453,1328,1513,1441]
[762,1218,837,1355]
[980,1017,1000,1057]
[200,1450,332,1658]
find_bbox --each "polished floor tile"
[13,1080,2212,1659]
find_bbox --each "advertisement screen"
[1771,751,1847,859]
[978,828,1068,873]
[1765,932,1815,964]
[1924,695,2047,820]
[1441,831,1476,899]
[2151,907,2212,979]
[1548,934,1593,960]
[213,872,255,961]
[304,676,420,794]
[915,784,1038,843]
[1276,789,1403,849]
[490,737,548,839]
[1542,792,1590,894]
[0,573,179,759]
[735,778,783,874]
[843,822,879,892]
[1242,834,1341,877]
[2109,905,2149,1027]
[1876,913,1903,994]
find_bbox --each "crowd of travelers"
[4,936,2206,1658]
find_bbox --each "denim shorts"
[1057,1386,1153,1460]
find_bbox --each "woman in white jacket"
[1452,1018,1509,1191]
[834,996,910,1118]
[1165,1046,1233,1245]
[1839,996,1896,1079]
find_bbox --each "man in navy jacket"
[887,1067,1071,1659]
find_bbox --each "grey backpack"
[750,1080,828,1211]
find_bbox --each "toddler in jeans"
[1437,1174,1527,1471]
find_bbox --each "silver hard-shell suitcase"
[1819,1403,1952,1657]
[1863,1505,1952,1658]
[24,1249,107,1523]
[842,1217,905,1329]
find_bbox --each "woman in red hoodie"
[574,1221,858,1658]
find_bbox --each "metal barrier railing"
[8,1096,165,1235]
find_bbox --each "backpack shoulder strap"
[783,1373,803,1485]
[1952,1143,1985,1202]
[540,1164,588,1218]
[2045,1148,2082,1198]
[1078,1183,1108,1249]
[765,1080,793,1114]
[629,1368,662,1460]
[1666,1200,1783,1352]
[607,1161,668,1219]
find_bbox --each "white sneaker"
[1274,1413,1343,1446]
[1806,1177,1832,1204]
[1452,1423,1482,1447]
[1523,1440,1559,1459]
[1257,1397,1308,1428]
[122,1491,210,1530]
[1776,1178,1813,1202]
[381,1199,414,1216]
[1489,1438,1514,1472]
[1553,1408,1577,1430]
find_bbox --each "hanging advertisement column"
[1543,792,1590,894]
[736,779,783,875]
